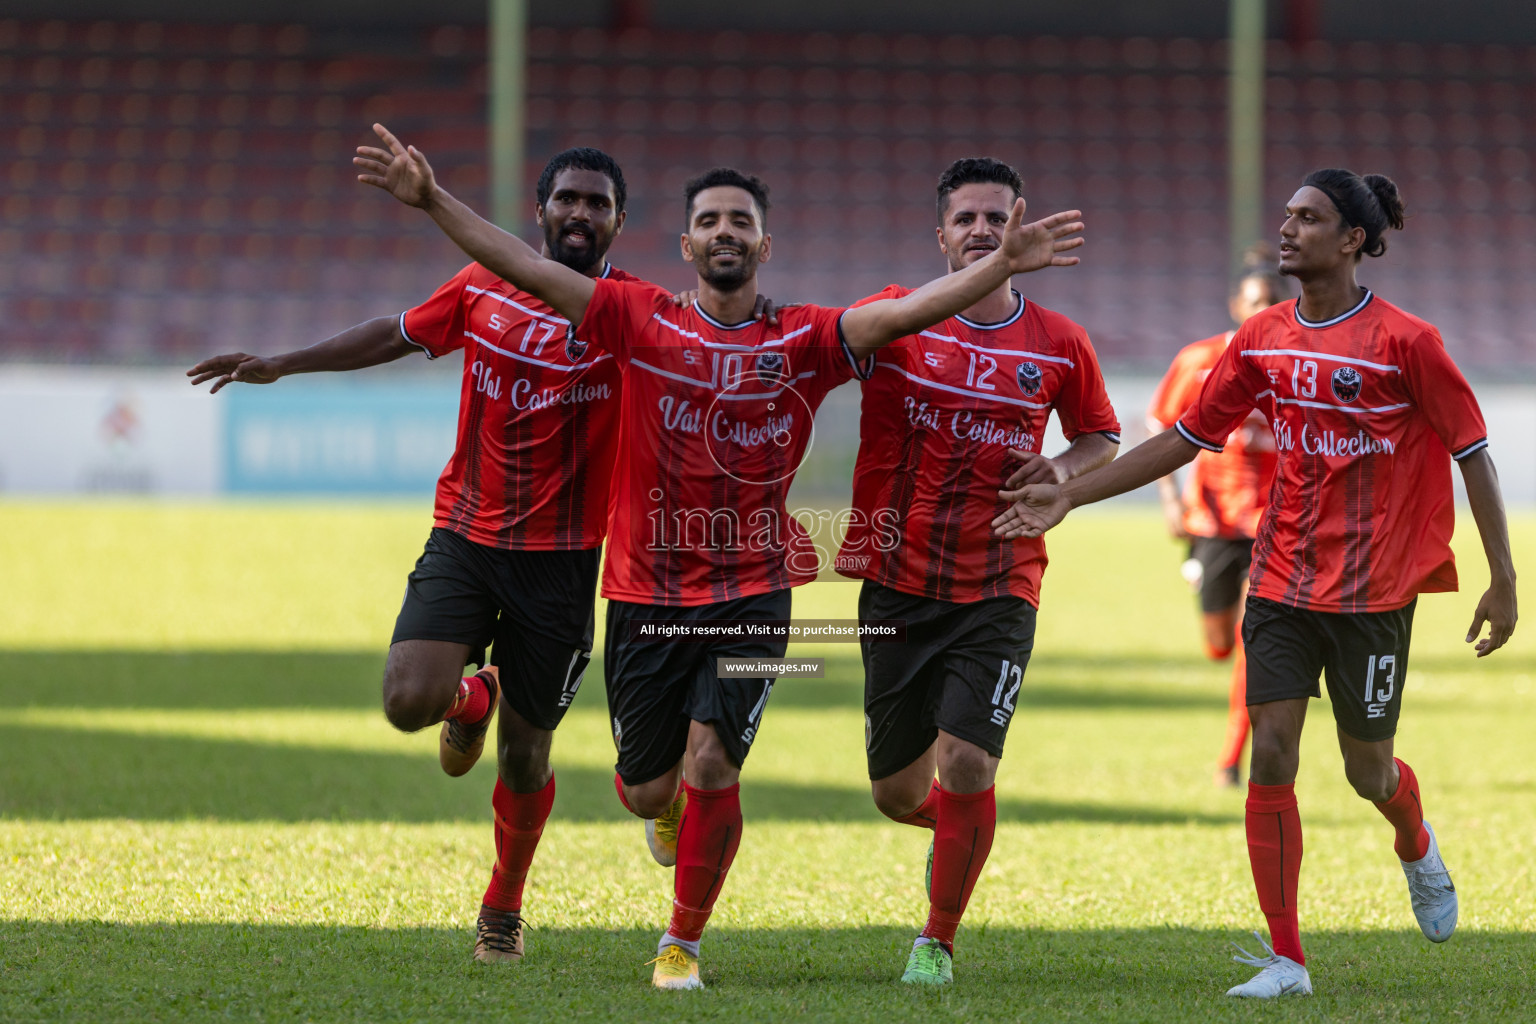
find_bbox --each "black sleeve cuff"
[1452,438,1489,461]
[835,312,875,381]
[1175,420,1224,452]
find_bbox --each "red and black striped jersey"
[837,287,1120,606]
[577,276,871,606]
[400,261,637,551]
[1178,291,1488,614]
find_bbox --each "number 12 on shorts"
[991,660,1023,727]
[1365,654,1396,719]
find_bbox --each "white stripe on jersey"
[463,285,570,325]
[464,330,614,372]
[915,329,1075,367]
[1240,348,1400,373]
[874,362,1050,410]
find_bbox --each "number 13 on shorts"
[991,660,1023,726]
[1365,654,1396,719]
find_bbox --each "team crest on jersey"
[1330,365,1362,403]
[1016,361,1043,396]
[754,351,787,385]
[565,333,589,363]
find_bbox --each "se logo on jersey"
[1016,361,1043,396]
[1330,365,1362,403]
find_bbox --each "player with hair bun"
[1148,245,1288,788]
[994,169,1517,999]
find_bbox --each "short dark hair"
[1301,168,1405,258]
[936,157,1024,222]
[536,147,627,214]
[683,168,770,227]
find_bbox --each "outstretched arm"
[992,427,1199,539]
[354,124,596,326]
[839,199,1083,360]
[1459,449,1517,656]
[186,315,414,393]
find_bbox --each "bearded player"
[190,148,642,965]
[836,158,1119,986]
[994,169,1517,999]
[1148,252,1286,786]
[356,123,1086,989]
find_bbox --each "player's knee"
[937,745,995,792]
[380,672,442,733]
[871,783,922,821]
[1343,759,1394,802]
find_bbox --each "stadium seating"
[1,18,1532,368]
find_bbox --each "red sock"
[1217,640,1250,770]
[667,782,742,943]
[1374,758,1431,861]
[921,785,996,948]
[889,779,942,829]
[482,774,556,913]
[445,671,492,723]
[1245,782,1304,964]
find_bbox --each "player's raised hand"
[1465,582,1517,657]
[1002,448,1066,489]
[354,123,438,208]
[991,483,1071,539]
[186,352,281,393]
[1000,198,1085,275]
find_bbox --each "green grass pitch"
[1,501,1532,1022]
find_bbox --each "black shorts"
[391,527,598,731]
[859,581,1037,780]
[1242,594,1417,743]
[1189,536,1254,613]
[603,589,792,787]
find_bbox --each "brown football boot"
[474,905,524,963]
[439,665,499,777]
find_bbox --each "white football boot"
[1402,821,1458,942]
[1225,933,1312,998]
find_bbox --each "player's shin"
[663,782,742,953]
[1245,782,1305,964]
[921,785,997,948]
[1373,758,1431,861]
[1218,641,1251,779]
[483,775,556,913]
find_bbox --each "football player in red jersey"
[994,169,1517,999]
[356,123,1086,989]
[835,158,1120,986]
[1147,253,1286,787]
[190,149,645,965]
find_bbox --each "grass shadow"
[0,724,1236,826]
[1,920,1531,1022]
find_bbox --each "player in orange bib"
[994,169,1517,999]
[1147,254,1287,787]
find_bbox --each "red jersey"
[576,277,871,606]
[401,262,637,551]
[837,288,1120,606]
[1148,333,1277,538]
[1178,291,1488,614]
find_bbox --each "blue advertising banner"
[223,379,457,494]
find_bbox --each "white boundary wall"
[0,367,1531,504]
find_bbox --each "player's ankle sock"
[658,932,700,958]
[921,785,996,948]
[667,782,742,943]
[445,671,492,723]
[889,779,942,829]
[1218,640,1250,770]
[1245,781,1305,965]
[1374,757,1431,862]
[482,774,556,913]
